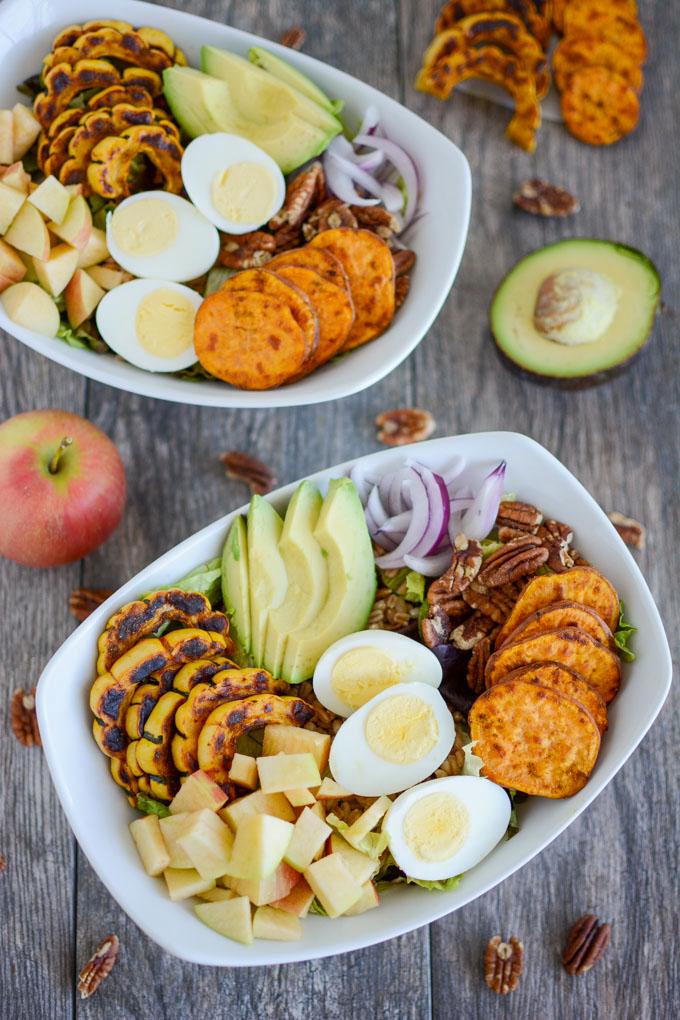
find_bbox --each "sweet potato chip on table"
[469,679,601,798]
[562,7,647,64]
[561,67,640,146]
[268,265,354,376]
[495,662,608,735]
[553,36,644,94]
[498,599,615,650]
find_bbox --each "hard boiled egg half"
[106,191,219,282]
[383,776,511,881]
[329,682,454,796]
[96,278,201,372]
[313,630,443,718]
[181,133,285,235]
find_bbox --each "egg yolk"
[364,695,439,764]
[111,198,178,256]
[331,647,405,709]
[211,161,276,224]
[135,289,196,359]
[402,792,470,862]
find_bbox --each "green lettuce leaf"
[406,874,462,892]
[173,557,222,605]
[404,570,425,604]
[375,854,462,893]
[56,317,108,353]
[481,538,502,559]
[136,793,170,818]
[56,322,89,350]
[614,601,636,662]
[325,813,387,860]
[308,898,328,916]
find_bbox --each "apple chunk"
[11,103,41,160]
[228,752,258,791]
[0,238,26,291]
[263,725,331,774]
[253,905,302,942]
[0,181,26,233]
[225,813,293,881]
[163,867,215,901]
[316,777,351,800]
[195,896,253,944]
[64,268,104,327]
[159,812,195,869]
[304,854,363,917]
[170,770,228,815]
[197,887,236,903]
[0,162,31,195]
[129,814,170,877]
[1,281,59,337]
[32,243,78,297]
[87,262,131,291]
[49,195,92,251]
[0,110,12,164]
[343,881,380,916]
[257,752,321,794]
[76,226,108,269]
[270,877,315,918]
[5,202,50,261]
[329,833,377,885]
[176,809,234,881]
[343,796,391,850]
[223,861,300,906]
[284,807,331,873]
[219,789,295,830]
[28,175,71,225]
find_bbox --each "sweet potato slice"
[268,266,354,374]
[495,662,608,735]
[308,228,395,349]
[562,7,647,63]
[220,268,317,360]
[469,679,600,798]
[495,566,619,645]
[561,67,640,146]
[195,290,311,390]
[499,600,615,650]
[485,628,621,703]
[553,36,644,94]
[268,246,350,292]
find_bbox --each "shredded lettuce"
[136,793,170,818]
[404,570,425,604]
[506,790,525,840]
[462,740,484,777]
[56,316,108,353]
[615,601,636,662]
[375,853,462,893]
[480,538,502,559]
[205,265,237,294]
[406,874,462,892]
[308,898,328,916]
[56,322,89,350]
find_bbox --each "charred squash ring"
[135,690,186,801]
[197,694,315,788]
[46,27,173,74]
[120,66,163,96]
[125,681,163,740]
[172,669,288,776]
[171,656,239,696]
[87,84,154,111]
[87,123,183,199]
[110,757,138,806]
[435,0,552,49]
[34,59,121,129]
[96,589,230,674]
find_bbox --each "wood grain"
[1,1,678,1018]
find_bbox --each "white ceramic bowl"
[37,432,671,966]
[0,0,471,408]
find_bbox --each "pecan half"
[279,25,306,50]
[478,535,548,588]
[219,231,275,269]
[562,915,611,976]
[269,162,324,230]
[78,934,119,999]
[69,587,113,622]
[536,519,575,572]
[219,450,276,495]
[0,854,6,873]
[350,205,402,239]
[450,610,497,650]
[513,178,580,217]
[392,248,416,277]
[395,274,410,310]
[302,198,357,239]
[496,499,543,533]
[272,223,303,252]
[466,635,493,693]
[375,407,435,446]
[497,525,531,543]
[462,578,520,624]
[428,536,483,603]
[608,511,645,549]
[484,935,524,994]
[10,688,41,747]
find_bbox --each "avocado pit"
[534,268,621,345]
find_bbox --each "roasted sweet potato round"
[561,67,640,146]
[268,265,355,375]
[498,599,615,650]
[553,36,644,93]
[562,7,647,63]
[268,246,351,293]
[220,268,317,360]
[495,662,608,735]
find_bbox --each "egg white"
[95,278,201,373]
[181,133,286,234]
[106,191,220,282]
[313,630,443,718]
[383,776,511,881]
[329,682,454,796]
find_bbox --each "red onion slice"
[403,549,453,577]
[322,150,380,207]
[459,461,506,540]
[409,465,450,557]
[357,105,380,136]
[354,134,419,227]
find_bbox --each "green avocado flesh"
[221,515,251,657]
[490,239,660,380]
[248,46,341,115]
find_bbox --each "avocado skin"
[489,239,661,388]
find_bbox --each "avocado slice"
[248,46,343,115]
[490,239,660,386]
[263,481,328,679]
[282,478,377,683]
[221,515,251,658]
[247,496,288,666]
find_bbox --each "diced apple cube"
[0,162,31,195]
[0,238,26,291]
[329,833,377,885]
[304,854,363,918]
[159,812,195,869]
[194,896,253,944]
[253,905,302,942]
[129,814,170,877]
[270,877,315,918]
[343,796,391,850]
[64,268,104,327]
[1,281,59,337]
[176,809,234,881]
[0,181,26,232]
[164,867,215,902]
[284,787,316,808]
[308,801,326,823]
[196,887,236,903]
[263,725,331,774]
[4,201,50,260]
[28,175,71,225]
[228,753,258,790]
[87,262,131,291]
[343,881,380,916]
[219,789,295,830]
[64,183,84,198]
[316,777,352,800]
[226,813,294,881]
[284,807,332,873]
[11,103,41,160]
[223,861,300,906]
[257,753,321,794]
[76,226,108,268]
[32,242,78,297]
[0,111,13,164]
[49,194,92,251]
[170,770,228,814]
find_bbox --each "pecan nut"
[10,688,41,747]
[219,450,276,495]
[496,499,543,533]
[269,162,324,230]
[0,854,6,873]
[536,519,575,572]
[477,535,549,587]
[466,635,493,693]
[608,511,645,549]
[562,915,611,976]
[462,578,521,624]
[279,25,306,50]
[375,407,435,446]
[450,610,497,650]
[428,536,483,604]
[392,248,416,277]
[350,204,402,239]
[421,604,456,648]
[78,934,120,998]
[302,198,357,239]
[69,587,113,622]
[484,935,524,994]
[272,223,303,252]
[513,178,580,217]
[219,231,276,269]
[394,274,410,310]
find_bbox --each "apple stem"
[48,436,73,474]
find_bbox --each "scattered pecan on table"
[279,25,306,50]
[78,934,120,999]
[484,935,524,994]
[562,914,611,976]
[10,688,41,747]
[0,854,6,873]
[608,511,645,549]
[219,450,276,495]
[513,178,580,217]
[69,588,113,622]
[375,407,435,446]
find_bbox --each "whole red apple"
[0,409,126,567]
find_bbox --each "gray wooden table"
[1,1,678,1017]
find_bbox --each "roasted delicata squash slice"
[120,66,163,96]
[198,694,315,788]
[498,600,615,650]
[136,690,186,801]
[34,59,121,129]
[435,0,552,48]
[45,26,174,74]
[125,681,164,740]
[87,84,154,111]
[41,127,78,177]
[110,756,139,805]
[87,123,184,198]
[96,590,230,674]
[126,739,144,777]
[172,669,287,776]
[171,655,238,695]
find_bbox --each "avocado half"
[490,239,661,387]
